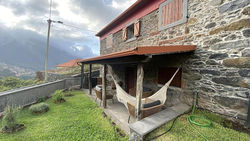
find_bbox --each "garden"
[146,109,250,141]
[0,90,128,141]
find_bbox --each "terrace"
[0,89,249,141]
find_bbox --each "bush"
[1,105,24,133]
[29,103,49,114]
[37,96,47,103]
[52,90,65,103]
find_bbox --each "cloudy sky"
[0,0,136,59]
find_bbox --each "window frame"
[158,0,188,31]
[124,19,138,42]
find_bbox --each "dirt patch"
[180,117,187,122]
[1,124,25,134]
[64,93,74,97]
[54,99,66,104]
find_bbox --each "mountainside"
[0,62,35,80]
[0,27,80,71]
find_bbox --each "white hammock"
[111,68,180,109]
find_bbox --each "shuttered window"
[122,28,127,41]
[122,19,140,41]
[158,0,187,31]
[134,20,140,37]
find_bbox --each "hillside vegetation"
[0,77,39,92]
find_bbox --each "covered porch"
[79,45,196,137]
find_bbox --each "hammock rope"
[111,68,180,109]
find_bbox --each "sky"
[0,0,136,59]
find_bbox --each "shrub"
[52,90,65,103]
[37,96,47,103]
[1,105,24,133]
[29,103,49,114]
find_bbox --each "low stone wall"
[0,77,81,112]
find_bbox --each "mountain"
[0,62,35,80]
[0,27,81,71]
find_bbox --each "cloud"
[70,0,136,31]
[0,0,136,69]
[0,0,58,16]
[111,0,137,10]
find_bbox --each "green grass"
[0,91,128,141]
[145,109,250,141]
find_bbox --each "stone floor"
[82,88,190,136]
[82,88,135,133]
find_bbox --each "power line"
[51,24,98,38]
[61,23,97,33]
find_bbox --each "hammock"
[111,68,180,109]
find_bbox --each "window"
[122,20,140,41]
[127,24,134,40]
[158,67,182,88]
[106,34,113,48]
[158,0,187,31]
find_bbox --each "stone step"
[129,103,190,140]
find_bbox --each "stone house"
[79,0,250,125]
[56,59,82,69]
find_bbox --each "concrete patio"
[82,88,135,133]
[82,88,190,138]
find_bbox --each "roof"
[79,45,196,64]
[96,0,150,37]
[56,59,82,67]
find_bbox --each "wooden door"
[158,67,182,88]
[125,67,136,97]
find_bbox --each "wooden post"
[80,63,84,89]
[89,64,92,95]
[102,64,107,108]
[136,63,144,120]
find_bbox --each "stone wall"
[0,78,81,112]
[36,71,76,82]
[100,0,250,121]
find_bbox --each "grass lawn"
[145,109,250,141]
[0,90,128,141]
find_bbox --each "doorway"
[125,67,137,97]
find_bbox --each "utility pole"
[45,19,52,82]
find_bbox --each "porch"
[79,45,196,139]
[82,88,190,135]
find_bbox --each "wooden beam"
[81,55,147,65]
[136,63,144,120]
[80,63,84,89]
[102,64,107,108]
[88,64,92,95]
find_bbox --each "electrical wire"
[60,23,97,33]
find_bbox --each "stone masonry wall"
[100,0,250,121]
